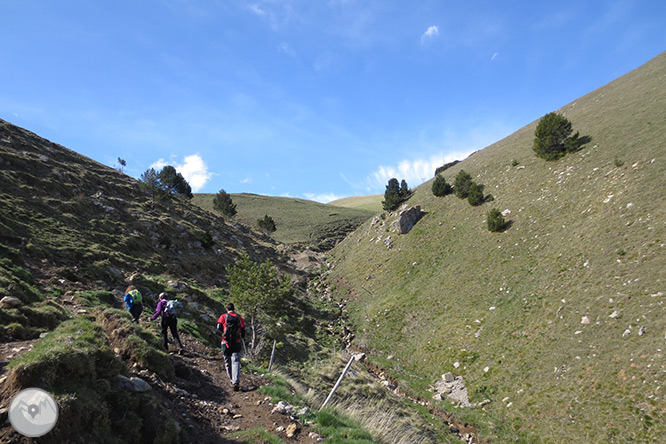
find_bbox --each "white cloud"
[240,177,252,184]
[369,151,471,190]
[149,154,212,192]
[149,158,169,170]
[177,154,212,192]
[303,192,345,204]
[421,25,439,44]
[491,52,499,61]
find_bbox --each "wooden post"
[268,340,277,373]
[320,355,355,410]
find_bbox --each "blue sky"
[2,1,665,202]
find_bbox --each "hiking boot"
[233,383,240,392]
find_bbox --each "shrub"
[213,189,237,217]
[487,208,507,232]
[432,175,453,197]
[533,112,584,160]
[454,170,473,199]
[258,214,277,234]
[467,182,484,206]
[434,160,460,176]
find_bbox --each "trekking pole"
[320,355,355,410]
[268,339,277,373]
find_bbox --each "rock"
[167,281,189,292]
[130,377,152,392]
[391,205,424,234]
[0,296,22,308]
[434,374,471,407]
[112,375,151,392]
[286,423,298,438]
[271,401,294,415]
[581,316,591,324]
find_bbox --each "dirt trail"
[160,336,320,444]
[0,331,320,444]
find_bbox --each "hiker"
[150,292,184,351]
[217,303,246,391]
[124,285,143,323]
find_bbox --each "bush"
[533,112,584,160]
[487,208,507,232]
[434,160,460,176]
[213,189,237,217]
[258,214,277,234]
[432,175,453,197]
[454,170,473,199]
[467,182,484,206]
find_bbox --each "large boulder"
[391,205,424,234]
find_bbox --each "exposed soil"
[150,336,321,444]
[0,332,321,444]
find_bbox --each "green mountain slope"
[327,52,666,443]
[193,193,374,251]
[328,194,384,213]
[0,120,327,442]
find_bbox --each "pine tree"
[533,112,582,160]
[432,175,452,196]
[226,253,291,356]
[213,189,237,217]
[159,165,192,199]
[382,178,402,211]
[467,182,484,206]
[257,214,276,234]
[454,170,473,199]
[487,208,507,232]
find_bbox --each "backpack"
[129,289,142,304]
[164,299,181,316]
[222,313,241,344]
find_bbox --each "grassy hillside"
[328,194,384,213]
[192,193,374,251]
[327,52,666,443]
[0,120,344,442]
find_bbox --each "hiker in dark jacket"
[124,285,143,323]
[151,292,183,351]
[216,303,246,391]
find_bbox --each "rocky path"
[159,336,321,444]
[0,331,321,444]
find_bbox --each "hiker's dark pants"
[129,303,143,323]
[222,344,241,385]
[161,316,183,350]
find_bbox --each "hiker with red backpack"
[217,303,246,391]
[151,292,184,352]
